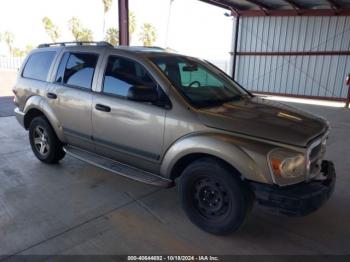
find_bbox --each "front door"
[46,50,101,151]
[92,55,166,173]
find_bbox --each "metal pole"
[118,0,129,46]
[346,73,350,108]
[165,0,175,48]
[232,15,240,80]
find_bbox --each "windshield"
[150,55,248,107]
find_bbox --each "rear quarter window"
[22,51,56,81]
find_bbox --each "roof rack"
[37,41,113,48]
[132,46,166,50]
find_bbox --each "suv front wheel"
[29,116,65,164]
[178,158,254,235]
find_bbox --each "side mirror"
[127,85,158,103]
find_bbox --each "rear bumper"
[14,107,25,128]
[250,160,336,216]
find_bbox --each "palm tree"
[139,23,157,46]
[79,29,94,41]
[165,0,175,47]
[129,11,136,42]
[24,45,34,55]
[42,17,61,42]
[68,17,81,41]
[2,32,14,55]
[68,17,94,41]
[11,47,25,57]
[102,0,113,34]
[105,27,119,46]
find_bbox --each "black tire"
[178,158,254,235]
[29,116,65,164]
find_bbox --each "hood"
[197,97,328,147]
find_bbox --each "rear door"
[46,48,104,151]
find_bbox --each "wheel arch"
[160,133,272,184]
[24,108,45,129]
[169,153,242,181]
[23,96,66,142]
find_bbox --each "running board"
[63,146,173,188]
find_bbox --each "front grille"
[307,132,328,179]
[310,143,322,161]
[310,159,322,176]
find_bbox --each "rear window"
[55,52,98,90]
[22,51,56,81]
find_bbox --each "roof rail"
[37,41,113,48]
[133,46,166,50]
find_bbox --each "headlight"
[268,148,306,181]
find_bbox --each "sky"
[0,0,234,61]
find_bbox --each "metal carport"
[118,0,350,105]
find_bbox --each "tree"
[2,32,14,55]
[24,44,34,55]
[79,29,94,41]
[105,27,119,46]
[68,17,94,41]
[9,44,34,57]
[139,23,157,46]
[42,17,61,42]
[102,0,113,34]
[68,17,81,41]
[129,11,136,41]
[12,47,25,57]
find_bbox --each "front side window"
[22,51,56,81]
[151,56,247,107]
[55,52,98,89]
[103,56,156,97]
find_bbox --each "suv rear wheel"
[178,158,253,235]
[29,116,65,164]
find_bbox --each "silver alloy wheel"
[33,126,50,157]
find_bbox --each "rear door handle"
[46,92,57,99]
[95,104,111,112]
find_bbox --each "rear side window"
[22,51,56,81]
[55,52,98,90]
[103,56,156,97]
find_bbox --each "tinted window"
[103,56,156,97]
[56,52,98,89]
[22,51,56,81]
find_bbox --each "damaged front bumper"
[250,160,336,216]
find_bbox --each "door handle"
[46,92,57,99]
[95,104,111,112]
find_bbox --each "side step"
[63,145,173,188]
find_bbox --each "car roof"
[37,42,171,53]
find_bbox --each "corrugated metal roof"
[199,0,350,16]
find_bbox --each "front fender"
[160,132,274,184]
[24,95,66,142]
